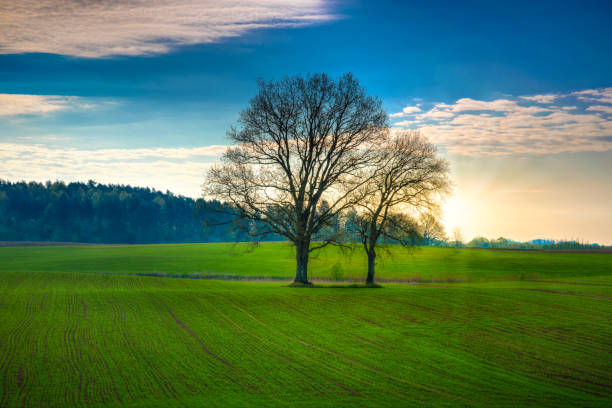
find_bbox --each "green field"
[1,243,611,282]
[1,244,611,407]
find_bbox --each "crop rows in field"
[0,269,611,407]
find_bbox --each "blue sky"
[1,0,611,242]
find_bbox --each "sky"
[1,0,611,244]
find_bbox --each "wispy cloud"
[573,88,612,104]
[586,105,612,114]
[0,0,335,58]
[392,87,612,156]
[0,94,85,116]
[519,94,558,104]
[0,143,227,197]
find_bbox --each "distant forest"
[0,180,261,244]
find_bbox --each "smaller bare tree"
[350,130,450,285]
[419,212,446,245]
[452,227,464,247]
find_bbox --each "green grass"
[0,244,611,407]
[0,242,610,282]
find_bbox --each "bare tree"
[350,131,450,285]
[205,73,387,284]
[452,227,464,247]
[419,212,446,245]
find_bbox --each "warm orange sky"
[442,152,612,245]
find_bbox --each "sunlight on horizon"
[441,194,470,240]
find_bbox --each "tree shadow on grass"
[285,282,383,289]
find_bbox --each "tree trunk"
[294,240,310,284]
[366,248,376,285]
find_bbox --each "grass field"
[0,243,611,407]
[1,243,611,282]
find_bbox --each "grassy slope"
[0,243,611,281]
[0,270,610,407]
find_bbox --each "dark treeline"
[463,236,605,250]
[0,180,279,244]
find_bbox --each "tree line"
[0,178,444,248]
[1,178,598,251]
[464,236,603,250]
[0,180,270,244]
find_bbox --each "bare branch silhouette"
[346,130,450,285]
[205,73,387,284]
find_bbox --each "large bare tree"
[205,73,387,284]
[349,130,450,285]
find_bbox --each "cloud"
[573,87,612,104]
[416,107,455,120]
[0,94,85,116]
[449,98,517,112]
[389,105,421,118]
[0,0,334,58]
[391,87,612,156]
[586,105,612,114]
[448,98,551,114]
[0,143,227,197]
[520,94,559,104]
[393,119,419,127]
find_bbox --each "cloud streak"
[0,143,227,197]
[0,0,334,57]
[0,94,85,116]
[392,87,612,156]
